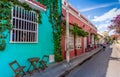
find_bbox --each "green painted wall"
[0,11,54,77]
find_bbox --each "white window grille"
[11,6,38,43]
[69,32,74,49]
[76,36,81,49]
[92,35,94,44]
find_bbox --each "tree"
[108,14,120,34]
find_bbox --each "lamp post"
[65,0,70,63]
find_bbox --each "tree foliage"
[38,0,63,62]
[70,23,88,37]
[108,14,120,34]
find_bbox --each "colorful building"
[0,0,61,76]
[0,0,98,76]
[62,2,97,59]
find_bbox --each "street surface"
[67,46,112,77]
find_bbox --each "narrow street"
[67,46,112,77]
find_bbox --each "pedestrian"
[90,43,92,48]
[102,42,107,51]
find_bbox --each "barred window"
[11,6,38,43]
[92,35,94,44]
[76,36,81,49]
[69,25,74,49]
[69,36,74,49]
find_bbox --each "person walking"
[102,42,107,51]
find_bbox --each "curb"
[57,48,102,77]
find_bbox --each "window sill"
[10,41,38,44]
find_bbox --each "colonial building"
[0,0,98,76]
[0,0,61,76]
[62,2,97,59]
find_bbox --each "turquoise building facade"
[0,0,62,76]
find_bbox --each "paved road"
[67,46,112,77]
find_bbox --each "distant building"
[101,31,109,37]
[97,32,105,44]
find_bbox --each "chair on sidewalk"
[27,57,40,75]
[9,60,26,77]
[39,55,49,70]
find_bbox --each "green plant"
[0,39,6,51]
[38,0,63,62]
[70,23,88,37]
[0,1,13,51]
[94,34,99,40]
[54,52,63,62]
[0,0,42,51]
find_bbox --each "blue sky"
[62,0,120,34]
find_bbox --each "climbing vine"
[70,23,88,37]
[38,0,63,62]
[0,0,42,51]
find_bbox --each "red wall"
[62,6,97,60]
[69,50,75,59]
[61,34,66,59]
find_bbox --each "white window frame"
[92,34,94,45]
[69,30,74,50]
[76,36,82,49]
[69,36,74,50]
[10,6,38,43]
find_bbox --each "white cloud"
[92,8,120,33]
[94,16,98,19]
[97,23,110,31]
[105,20,110,23]
[92,8,120,22]
[80,2,118,12]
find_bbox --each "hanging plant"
[0,1,13,51]
[0,40,6,51]
[50,0,63,62]
[70,23,88,37]
[38,0,63,62]
[60,20,66,35]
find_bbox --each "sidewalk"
[25,47,102,77]
[106,43,120,77]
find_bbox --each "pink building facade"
[62,3,97,59]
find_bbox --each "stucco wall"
[0,12,54,77]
